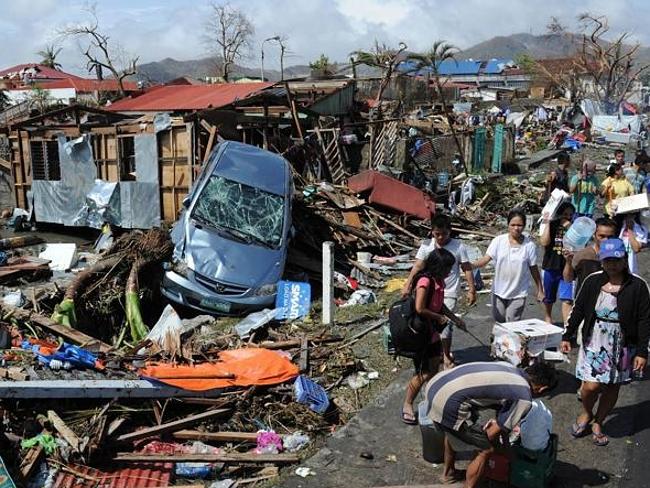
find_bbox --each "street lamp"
[260,36,280,81]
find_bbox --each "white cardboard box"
[614,193,650,215]
[38,243,78,271]
[491,319,564,366]
[537,188,571,236]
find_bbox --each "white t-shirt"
[486,234,537,299]
[619,223,648,274]
[415,237,468,298]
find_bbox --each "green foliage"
[515,53,536,74]
[37,45,63,70]
[309,54,331,71]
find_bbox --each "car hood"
[174,219,285,288]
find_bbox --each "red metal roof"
[52,462,173,488]
[0,63,84,81]
[106,82,272,112]
[42,78,139,92]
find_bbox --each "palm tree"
[350,41,410,109]
[412,41,469,175]
[37,45,63,70]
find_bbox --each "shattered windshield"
[192,175,285,248]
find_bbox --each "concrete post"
[322,241,334,325]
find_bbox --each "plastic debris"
[21,433,57,454]
[234,308,282,338]
[340,289,376,307]
[255,430,283,454]
[345,372,370,390]
[283,432,310,452]
[294,375,330,414]
[2,290,25,308]
[295,467,315,477]
[209,481,235,488]
[146,304,184,356]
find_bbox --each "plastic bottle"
[563,217,596,250]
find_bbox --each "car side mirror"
[182,195,191,208]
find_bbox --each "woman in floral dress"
[561,238,650,446]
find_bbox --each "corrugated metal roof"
[436,60,482,76]
[52,462,173,488]
[484,58,515,74]
[106,83,272,112]
[42,78,139,92]
[0,63,84,81]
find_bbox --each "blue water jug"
[563,217,596,250]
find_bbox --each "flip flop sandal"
[401,409,417,425]
[570,421,591,438]
[592,431,609,446]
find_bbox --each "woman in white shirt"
[472,209,544,322]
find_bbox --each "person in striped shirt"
[422,361,556,487]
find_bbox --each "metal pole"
[322,241,334,325]
[260,45,265,81]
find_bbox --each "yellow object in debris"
[384,278,408,293]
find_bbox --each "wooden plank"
[202,125,217,163]
[173,430,258,443]
[299,336,309,373]
[47,410,81,452]
[0,380,225,399]
[113,452,300,463]
[2,305,112,353]
[115,408,230,443]
[19,445,43,481]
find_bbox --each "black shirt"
[542,220,567,271]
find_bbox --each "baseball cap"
[599,238,626,260]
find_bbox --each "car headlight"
[253,283,277,296]
[171,259,189,278]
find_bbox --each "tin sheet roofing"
[52,462,173,488]
[106,83,272,112]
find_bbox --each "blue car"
[161,141,293,315]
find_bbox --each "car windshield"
[191,175,285,248]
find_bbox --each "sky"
[1,0,648,75]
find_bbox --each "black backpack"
[388,275,435,358]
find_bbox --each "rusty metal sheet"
[52,462,173,488]
[347,170,435,220]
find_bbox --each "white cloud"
[0,0,648,74]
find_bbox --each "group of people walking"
[397,149,650,487]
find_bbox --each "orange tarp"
[140,348,299,391]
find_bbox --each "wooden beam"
[0,380,225,399]
[113,452,300,463]
[2,305,112,353]
[48,410,81,452]
[173,430,258,443]
[19,446,43,481]
[115,408,230,443]
[202,124,217,163]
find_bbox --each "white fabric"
[619,222,648,274]
[486,234,537,299]
[519,399,552,451]
[415,237,468,298]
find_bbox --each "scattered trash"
[283,432,310,452]
[294,375,330,414]
[2,290,25,308]
[345,373,370,390]
[234,308,282,338]
[340,289,377,307]
[256,430,284,454]
[295,467,315,477]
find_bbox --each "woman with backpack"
[401,248,467,425]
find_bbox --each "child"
[569,159,599,218]
[401,248,466,425]
[540,202,576,324]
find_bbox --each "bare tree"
[546,16,567,35]
[574,13,650,110]
[204,1,254,82]
[59,3,138,96]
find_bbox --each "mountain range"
[134,32,650,83]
